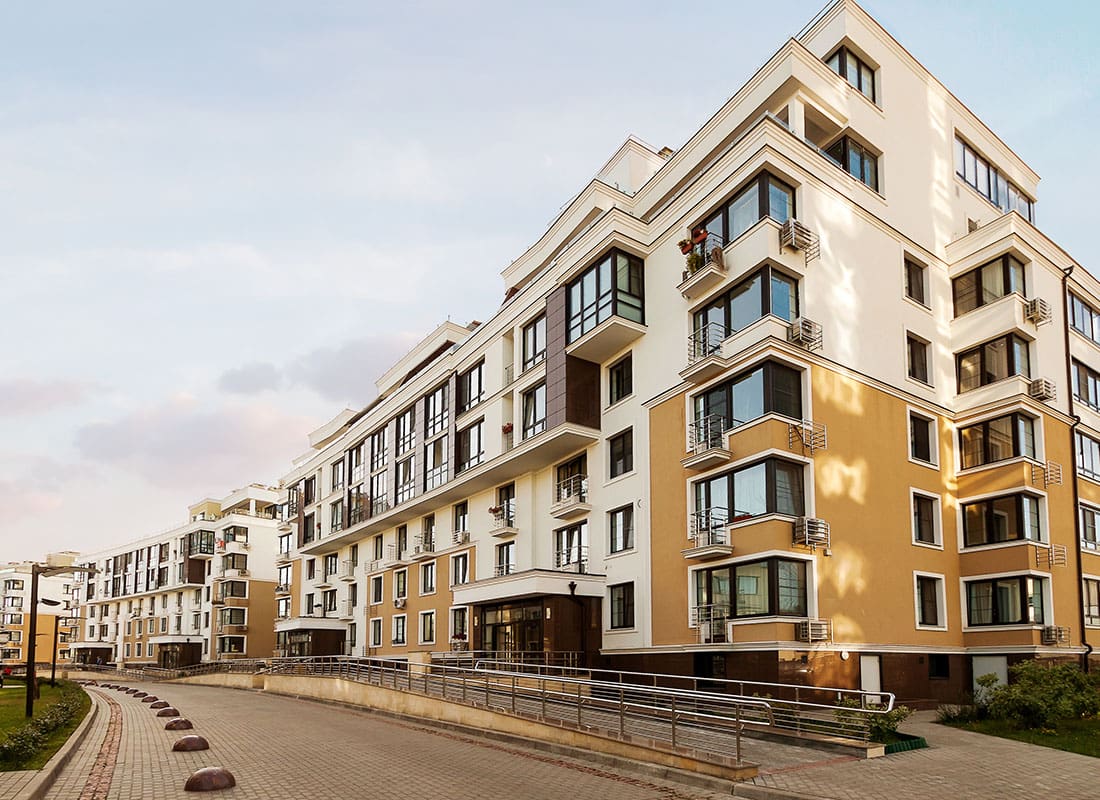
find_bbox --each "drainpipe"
[1061,265,1093,672]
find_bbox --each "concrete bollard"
[156,707,181,717]
[165,718,194,731]
[172,735,210,752]
[183,767,235,792]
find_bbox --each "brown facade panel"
[545,287,568,428]
[564,356,600,429]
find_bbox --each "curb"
[16,687,101,800]
[733,785,830,800]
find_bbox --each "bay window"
[962,493,1042,546]
[966,575,1045,626]
[959,413,1036,468]
[695,558,807,619]
[693,360,801,430]
[566,249,645,343]
[693,457,804,524]
[956,334,1030,392]
[952,254,1026,316]
[693,265,797,339]
[692,173,794,254]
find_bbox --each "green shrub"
[982,661,1100,729]
[834,698,913,743]
[0,682,87,768]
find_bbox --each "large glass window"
[609,429,633,478]
[424,384,448,438]
[962,493,1042,546]
[825,136,879,191]
[456,361,484,414]
[959,413,1036,469]
[456,421,483,473]
[370,427,388,472]
[1076,431,1100,481]
[693,266,797,339]
[695,558,807,619]
[693,173,794,251]
[522,383,546,439]
[522,316,546,370]
[1072,360,1100,410]
[826,46,876,102]
[952,255,1026,316]
[693,361,801,430]
[956,334,1030,392]
[609,583,635,629]
[395,408,415,457]
[424,435,448,490]
[693,458,804,522]
[566,249,645,343]
[954,136,1035,222]
[966,576,1045,626]
[1069,293,1100,345]
[395,457,416,504]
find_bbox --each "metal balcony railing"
[553,474,588,506]
[687,414,736,454]
[490,501,517,532]
[691,603,731,643]
[341,560,357,579]
[493,562,516,577]
[689,508,731,546]
[687,321,730,364]
[552,546,588,573]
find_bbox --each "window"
[277,596,290,618]
[369,472,387,516]
[302,476,316,506]
[370,427,389,471]
[609,583,635,629]
[322,589,337,613]
[909,412,935,464]
[608,355,633,405]
[369,617,382,647]
[959,413,1036,469]
[350,441,365,482]
[451,607,469,640]
[451,553,469,586]
[522,383,546,438]
[907,334,930,384]
[826,45,875,102]
[456,421,483,473]
[496,541,516,576]
[954,136,1035,222]
[566,249,644,343]
[609,505,635,553]
[695,558,808,618]
[330,500,344,533]
[373,535,383,560]
[393,615,407,645]
[1072,360,1100,410]
[395,457,416,503]
[825,136,879,191]
[396,407,415,457]
[522,316,546,370]
[419,611,435,644]
[952,255,1026,316]
[912,492,940,546]
[692,266,797,341]
[915,574,944,628]
[693,361,801,433]
[331,459,345,493]
[1082,505,1100,550]
[457,361,484,414]
[554,522,588,571]
[966,575,1045,626]
[1070,293,1100,345]
[692,173,794,253]
[420,562,436,594]
[904,258,927,306]
[609,429,633,478]
[1085,578,1100,626]
[394,570,408,600]
[424,384,448,438]
[424,435,448,490]
[370,575,383,604]
[324,553,338,580]
[693,458,805,522]
[306,559,316,580]
[453,501,469,535]
[962,493,1042,546]
[956,334,1030,392]
[1076,431,1100,481]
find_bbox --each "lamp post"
[25,564,96,719]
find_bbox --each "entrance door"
[859,654,882,705]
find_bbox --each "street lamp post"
[25,564,96,719]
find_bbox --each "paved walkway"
[7,685,1100,799]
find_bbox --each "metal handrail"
[553,474,588,505]
[687,321,730,363]
[552,546,588,572]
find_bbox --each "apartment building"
[69,486,280,668]
[273,0,1099,701]
[0,553,80,669]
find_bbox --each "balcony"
[565,315,646,363]
[691,604,730,644]
[682,508,734,560]
[489,503,519,538]
[412,538,436,560]
[276,550,293,565]
[493,562,516,577]
[340,600,356,620]
[221,624,249,635]
[340,560,358,581]
[275,584,291,595]
[187,531,216,558]
[452,528,471,546]
[681,414,733,470]
[384,545,409,567]
[680,322,730,384]
[677,233,728,301]
[550,474,591,520]
[222,567,250,579]
[552,546,588,574]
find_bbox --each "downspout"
[1061,265,1093,671]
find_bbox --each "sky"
[1,0,1097,562]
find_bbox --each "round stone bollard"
[172,735,210,752]
[165,718,194,731]
[134,692,148,698]
[156,707,181,717]
[150,701,170,709]
[183,767,235,792]
[125,689,138,694]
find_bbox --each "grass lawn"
[951,717,1100,758]
[0,681,91,770]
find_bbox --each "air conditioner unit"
[1024,297,1053,326]
[453,530,470,545]
[795,619,832,642]
[788,317,823,352]
[394,598,407,609]
[1029,378,1056,402]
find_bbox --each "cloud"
[0,378,99,417]
[217,362,283,395]
[286,333,419,405]
[73,396,315,491]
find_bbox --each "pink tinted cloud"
[0,378,98,416]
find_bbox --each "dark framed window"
[826,46,876,102]
[522,315,546,370]
[302,513,315,544]
[456,361,484,414]
[522,383,546,439]
[394,567,407,599]
[566,249,644,343]
[692,172,795,252]
[928,654,950,680]
[907,335,930,384]
[392,615,406,645]
[695,557,807,618]
[1085,578,1100,626]
[1082,504,1100,548]
[962,493,1041,546]
[453,500,469,535]
[909,412,935,464]
[609,505,634,553]
[913,494,938,545]
[825,136,879,191]
[330,459,345,492]
[330,500,344,533]
[693,457,804,521]
[952,255,1025,316]
[1076,431,1100,480]
[370,427,388,472]
[609,355,633,405]
[456,421,483,473]
[693,361,801,430]
[395,457,416,504]
[904,258,927,306]
[610,583,635,629]
[916,575,942,627]
[693,265,797,340]
[395,408,415,456]
[609,429,633,478]
[1069,293,1100,345]
[424,384,448,438]
[954,136,1035,222]
[959,413,1035,469]
[966,575,1044,626]
[302,476,316,506]
[1072,360,1100,410]
[423,435,448,490]
[369,472,387,516]
[956,334,1030,392]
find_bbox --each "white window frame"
[418,610,436,645]
[906,406,939,468]
[420,561,437,596]
[369,617,382,648]
[392,614,407,646]
[910,488,943,549]
[450,552,470,587]
[913,571,948,631]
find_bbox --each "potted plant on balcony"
[691,227,708,244]
[677,238,692,255]
[449,632,468,652]
[685,250,704,275]
[501,422,513,434]
[488,505,502,515]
